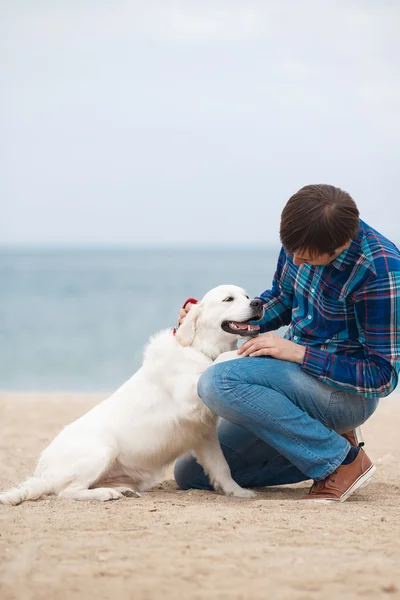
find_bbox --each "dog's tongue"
[229,321,260,331]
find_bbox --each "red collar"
[173,298,198,335]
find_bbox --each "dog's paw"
[230,487,256,499]
[92,488,123,502]
[213,350,241,365]
[116,487,141,498]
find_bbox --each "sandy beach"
[0,392,399,600]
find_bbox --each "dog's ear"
[175,303,202,347]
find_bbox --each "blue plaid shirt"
[257,220,400,398]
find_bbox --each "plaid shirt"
[257,220,400,398]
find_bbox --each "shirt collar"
[331,223,363,271]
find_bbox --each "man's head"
[280,184,360,266]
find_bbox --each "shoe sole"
[354,426,365,447]
[307,464,376,503]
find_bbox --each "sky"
[1,0,400,247]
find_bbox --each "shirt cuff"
[301,347,330,378]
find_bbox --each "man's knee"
[198,363,221,401]
[174,456,193,490]
[174,455,210,491]
[197,361,236,410]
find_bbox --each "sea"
[1,247,279,391]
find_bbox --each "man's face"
[292,242,350,266]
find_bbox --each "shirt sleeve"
[255,247,294,333]
[301,271,400,398]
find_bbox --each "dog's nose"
[250,299,263,310]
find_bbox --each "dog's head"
[175,285,264,355]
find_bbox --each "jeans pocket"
[325,391,379,433]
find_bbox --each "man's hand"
[178,303,194,326]
[237,332,306,364]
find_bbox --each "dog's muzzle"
[221,300,264,337]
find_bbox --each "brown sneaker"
[341,426,364,448]
[300,448,375,503]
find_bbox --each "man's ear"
[175,303,202,347]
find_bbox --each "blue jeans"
[174,357,379,489]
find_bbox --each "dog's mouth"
[221,316,262,337]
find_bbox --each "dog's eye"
[223,297,234,302]
[245,295,250,299]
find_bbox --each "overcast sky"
[1,1,399,247]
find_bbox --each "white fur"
[0,285,261,505]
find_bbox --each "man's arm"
[256,247,294,333]
[301,271,400,398]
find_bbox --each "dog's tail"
[0,476,57,506]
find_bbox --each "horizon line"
[0,243,281,251]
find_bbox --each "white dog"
[0,285,263,505]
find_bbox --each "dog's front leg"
[213,350,242,365]
[193,433,255,498]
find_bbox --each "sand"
[0,392,399,600]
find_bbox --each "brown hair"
[280,184,360,256]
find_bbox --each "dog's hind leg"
[57,444,123,502]
[59,486,123,501]
[93,467,141,498]
[93,481,141,498]
[115,487,141,498]
[193,434,256,499]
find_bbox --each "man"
[174,184,400,502]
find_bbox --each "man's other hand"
[178,303,194,326]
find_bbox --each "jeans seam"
[321,392,334,425]
[222,437,263,468]
[235,455,295,479]
[220,365,347,480]
[234,465,307,481]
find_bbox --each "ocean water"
[1,247,279,391]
